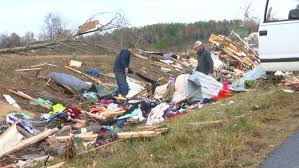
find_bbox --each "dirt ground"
[0,54,174,111]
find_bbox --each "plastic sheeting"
[188,71,223,100]
[211,54,224,69]
[172,74,190,103]
[126,77,145,99]
[172,72,223,103]
[49,72,90,93]
[231,64,266,91]
[0,124,23,156]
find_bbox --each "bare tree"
[242,1,259,33]
[0,12,128,54]
[22,31,35,45]
[40,12,70,40]
[0,34,10,49]
[9,33,21,48]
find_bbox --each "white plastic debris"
[126,77,145,99]
[3,94,20,108]
[69,60,82,68]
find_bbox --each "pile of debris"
[209,32,260,71]
[0,33,297,168]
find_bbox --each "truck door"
[259,0,299,71]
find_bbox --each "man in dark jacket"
[113,47,134,96]
[193,41,214,75]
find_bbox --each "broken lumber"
[6,89,52,109]
[15,68,43,72]
[117,129,168,139]
[0,128,59,158]
[64,66,110,89]
[132,52,148,60]
[101,110,126,117]
[80,110,106,120]
[231,31,259,60]
[30,63,57,68]
[56,134,98,142]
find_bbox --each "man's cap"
[193,40,203,48]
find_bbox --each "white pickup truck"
[259,0,299,71]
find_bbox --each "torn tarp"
[230,64,266,91]
[188,71,223,100]
[172,72,223,103]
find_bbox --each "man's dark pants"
[114,71,129,96]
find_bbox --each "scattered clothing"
[6,114,39,135]
[147,103,170,126]
[48,104,66,115]
[63,107,81,119]
[107,103,119,110]
[84,69,102,78]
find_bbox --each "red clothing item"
[212,81,232,101]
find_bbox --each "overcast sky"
[0,0,266,36]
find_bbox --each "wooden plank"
[15,68,43,72]
[80,110,106,120]
[30,63,46,68]
[101,110,126,117]
[132,52,148,60]
[117,129,168,139]
[56,134,97,142]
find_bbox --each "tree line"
[0,12,258,52]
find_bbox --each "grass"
[45,86,299,168]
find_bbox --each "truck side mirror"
[289,8,299,20]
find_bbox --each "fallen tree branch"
[0,40,63,54]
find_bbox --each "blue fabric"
[113,49,131,72]
[114,71,129,96]
[84,69,102,78]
